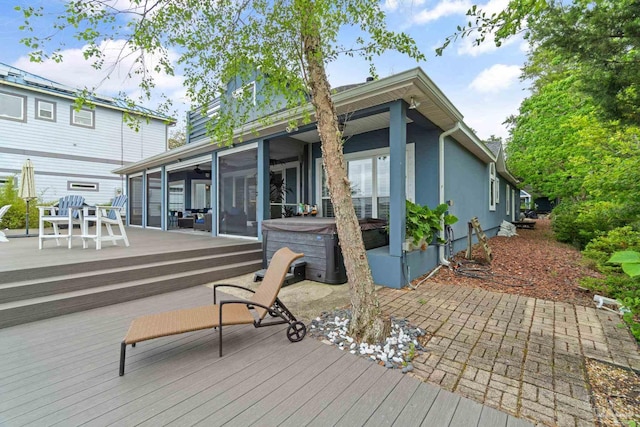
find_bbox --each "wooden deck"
[1,227,255,272]
[0,285,531,426]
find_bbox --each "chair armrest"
[213,283,255,304]
[37,206,58,215]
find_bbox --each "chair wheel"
[286,321,306,342]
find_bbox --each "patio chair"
[0,204,10,226]
[119,247,306,376]
[38,195,85,249]
[82,194,130,250]
[0,205,10,243]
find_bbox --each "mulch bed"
[428,218,601,306]
[586,359,640,426]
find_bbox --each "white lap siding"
[0,86,167,205]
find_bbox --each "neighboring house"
[0,62,173,205]
[114,67,520,288]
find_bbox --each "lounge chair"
[82,194,129,250]
[38,195,85,249]
[119,247,306,376]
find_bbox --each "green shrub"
[583,227,640,273]
[0,178,41,230]
[552,201,634,249]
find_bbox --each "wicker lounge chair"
[119,247,306,376]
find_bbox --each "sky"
[0,0,531,140]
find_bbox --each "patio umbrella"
[18,159,37,236]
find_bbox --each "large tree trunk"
[301,28,389,343]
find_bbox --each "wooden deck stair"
[0,243,262,329]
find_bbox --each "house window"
[232,81,256,105]
[317,145,414,219]
[489,162,496,211]
[68,181,99,191]
[506,186,510,215]
[0,91,27,122]
[496,177,500,204]
[0,176,17,188]
[70,107,95,128]
[36,99,56,121]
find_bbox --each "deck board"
[0,285,532,427]
[364,375,421,426]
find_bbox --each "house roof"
[0,62,174,123]
[112,67,518,185]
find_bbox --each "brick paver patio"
[378,283,640,427]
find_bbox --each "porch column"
[160,166,167,230]
[211,152,218,236]
[389,100,407,257]
[257,139,270,240]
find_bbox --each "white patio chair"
[0,205,10,243]
[0,204,11,225]
[38,196,85,249]
[82,195,130,250]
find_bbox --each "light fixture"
[408,97,420,109]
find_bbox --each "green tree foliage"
[16,0,424,342]
[440,0,640,124]
[168,128,186,150]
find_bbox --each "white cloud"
[12,39,186,114]
[469,64,521,93]
[411,0,471,24]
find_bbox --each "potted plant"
[404,200,458,251]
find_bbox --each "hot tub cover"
[261,217,387,234]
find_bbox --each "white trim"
[218,141,258,157]
[506,185,510,216]
[165,155,211,172]
[147,166,162,174]
[489,162,496,211]
[315,143,415,217]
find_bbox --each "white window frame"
[506,185,510,216]
[67,181,99,191]
[232,81,257,106]
[489,162,496,211]
[0,91,27,122]
[70,107,95,128]
[315,144,415,217]
[35,98,56,122]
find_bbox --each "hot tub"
[261,217,388,284]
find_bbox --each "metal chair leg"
[119,341,126,376]
[219,324,223,357]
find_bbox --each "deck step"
[0,249,262,304]
[0,242,262,284]
[0,259,262,329]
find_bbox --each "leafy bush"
[0,178,41,230]
[552,200,633,249]
[583,227,640,273]
[405,200,457,247]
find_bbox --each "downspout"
[438,122,461,266]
